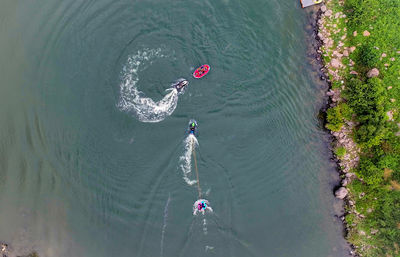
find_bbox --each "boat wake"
[117,48,179,123]
[179,134,198,186]
[160,193,171,257]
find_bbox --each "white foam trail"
[160,193,171,257]
[118,48,179,123]
[203,218,208,235]
[179,134,198,186]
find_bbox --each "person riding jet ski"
[189,122,196,134]
[174,79,188,93]
[188,120,198,136]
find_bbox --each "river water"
[0,0,350,256]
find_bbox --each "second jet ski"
[173,79,189,93]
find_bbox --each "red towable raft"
[193,64,210,78]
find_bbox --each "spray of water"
[179,134,198,186]
[118,48,179,123]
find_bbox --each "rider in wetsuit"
[174,79,188,92]
[189,122,196,134]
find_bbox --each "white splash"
[118,48,179,123]
[205,245,214,251]
[179,134,198,186]
[203,218,208,235]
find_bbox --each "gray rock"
[321,5,327,12]
[371,229,378,234]
[335,187,348,199]
[387,110,394,121]
[367,68,380,78]
[363,30,370,36]
[325,10,333,17]
[327,90,334,96]
[331,58,341,68]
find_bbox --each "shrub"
[357,157,384,186]
[335,146,347,157]
[339,102,353,120]
[326,106,344,132]
[355,44,380,69]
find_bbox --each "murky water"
[0,0,349,256]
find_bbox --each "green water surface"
[0,0,349,256]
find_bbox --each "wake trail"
[179,134,198,186]
[160,193,171,257]
[118,48,179,123]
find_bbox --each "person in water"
[197,201,206,211]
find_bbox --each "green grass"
[322,0,400,256]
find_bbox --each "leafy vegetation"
[335,146,347,157]
[326,103,353,131]
[324,0,400,255]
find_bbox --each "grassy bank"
[319,0,400,256]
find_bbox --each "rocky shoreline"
[312,1,363,256]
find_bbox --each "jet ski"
[173,79,189,93]
[188,119,198,136]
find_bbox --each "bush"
[346,78,387,147]
[339,103,353,120]
[326,106,344,132]
[357,157,384,186]
[355,44,380,69]
[335,146,347,157]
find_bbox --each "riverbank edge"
[313,1,361,256]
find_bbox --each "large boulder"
[331,58,341,68]
[335,187,348,199]
[325,10,333,17]
[367,68,379,78]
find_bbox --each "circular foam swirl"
[117,48,179,123]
